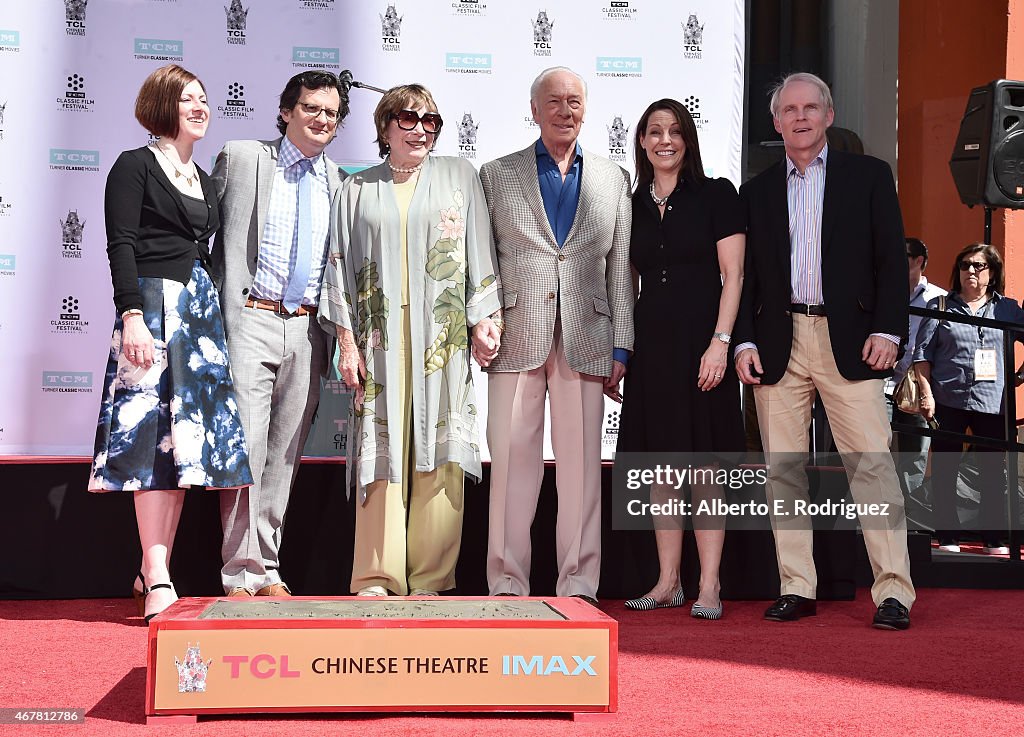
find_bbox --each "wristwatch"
[713,332,731,345]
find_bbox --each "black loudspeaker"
[949,79,1024,209]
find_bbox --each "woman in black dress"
[619,99,745,619]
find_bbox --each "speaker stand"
[984,205,997,244]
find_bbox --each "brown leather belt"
[245,297,317,317]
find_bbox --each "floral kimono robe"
[319,156,501,501]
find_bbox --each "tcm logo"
[292,46,340,67]
[50,149,98,165]
[501,655,597,677]
[0,30,20,49]
[134,38,183,58]
[0,253,15,273]
[41,371,93,392]
[49,149,100,171]
[446,53,493,71]
[596,56,642,72]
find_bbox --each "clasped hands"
[337,319,504,410]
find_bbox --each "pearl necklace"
[387,155,424,174]
[151,142,198,187]
[649,181,670,207]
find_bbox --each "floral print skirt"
[88,262,253,492]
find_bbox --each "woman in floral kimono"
[320,84,502,596]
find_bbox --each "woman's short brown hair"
[950,242,1005,295]
[372,83,440,158]
[134,64,206,139]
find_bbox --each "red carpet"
[1,590,1022,736]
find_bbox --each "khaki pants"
[753,314,916,608]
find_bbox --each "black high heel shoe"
[144,582,176,623]
[132,571,147,616]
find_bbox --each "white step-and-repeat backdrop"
[0,0,744,458]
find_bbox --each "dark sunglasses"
[958,260,990,273]
[391,109,443,134]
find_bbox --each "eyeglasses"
[391,109,443,134]
[297,102,340,122]
[958,260,990,273]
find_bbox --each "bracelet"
[121,309,144,319]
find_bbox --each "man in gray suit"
[211,70,350,596]
[480,67,633,602]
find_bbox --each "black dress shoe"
[572,594,599,606]
[764,594,817,621]
[872,597,911,630]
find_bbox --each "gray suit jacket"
[479,143,633,377]
[210,137,343,371]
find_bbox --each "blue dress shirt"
[535,138,582,248]
[534,138,628,366]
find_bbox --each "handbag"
[894,294,945,416]
[893,363,922,414]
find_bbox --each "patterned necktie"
[282,158,312,313]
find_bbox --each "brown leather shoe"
[227,587,254,598]
[255,583,292,597]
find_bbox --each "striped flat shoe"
[690,602,723,620]
[624,587,686,611]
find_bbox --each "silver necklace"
[387,155,424,174]
[151,142,198,187]
[649,181,670,206]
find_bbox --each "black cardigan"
[104,146,219,315]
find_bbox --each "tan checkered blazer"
[479,144,634,377]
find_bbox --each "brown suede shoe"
[255,583,292,597]
[226,587,254,598]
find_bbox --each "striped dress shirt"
[787,146,827,305]
[786,144,898,345]
[251,136,331,306]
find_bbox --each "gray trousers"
[219,307,327,592]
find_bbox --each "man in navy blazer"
[734,72,915,630]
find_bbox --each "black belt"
[789,303,826,316]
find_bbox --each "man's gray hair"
[769,72,833,117]
[530,66,588,105]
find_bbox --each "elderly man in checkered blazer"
[479,67,633,603]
